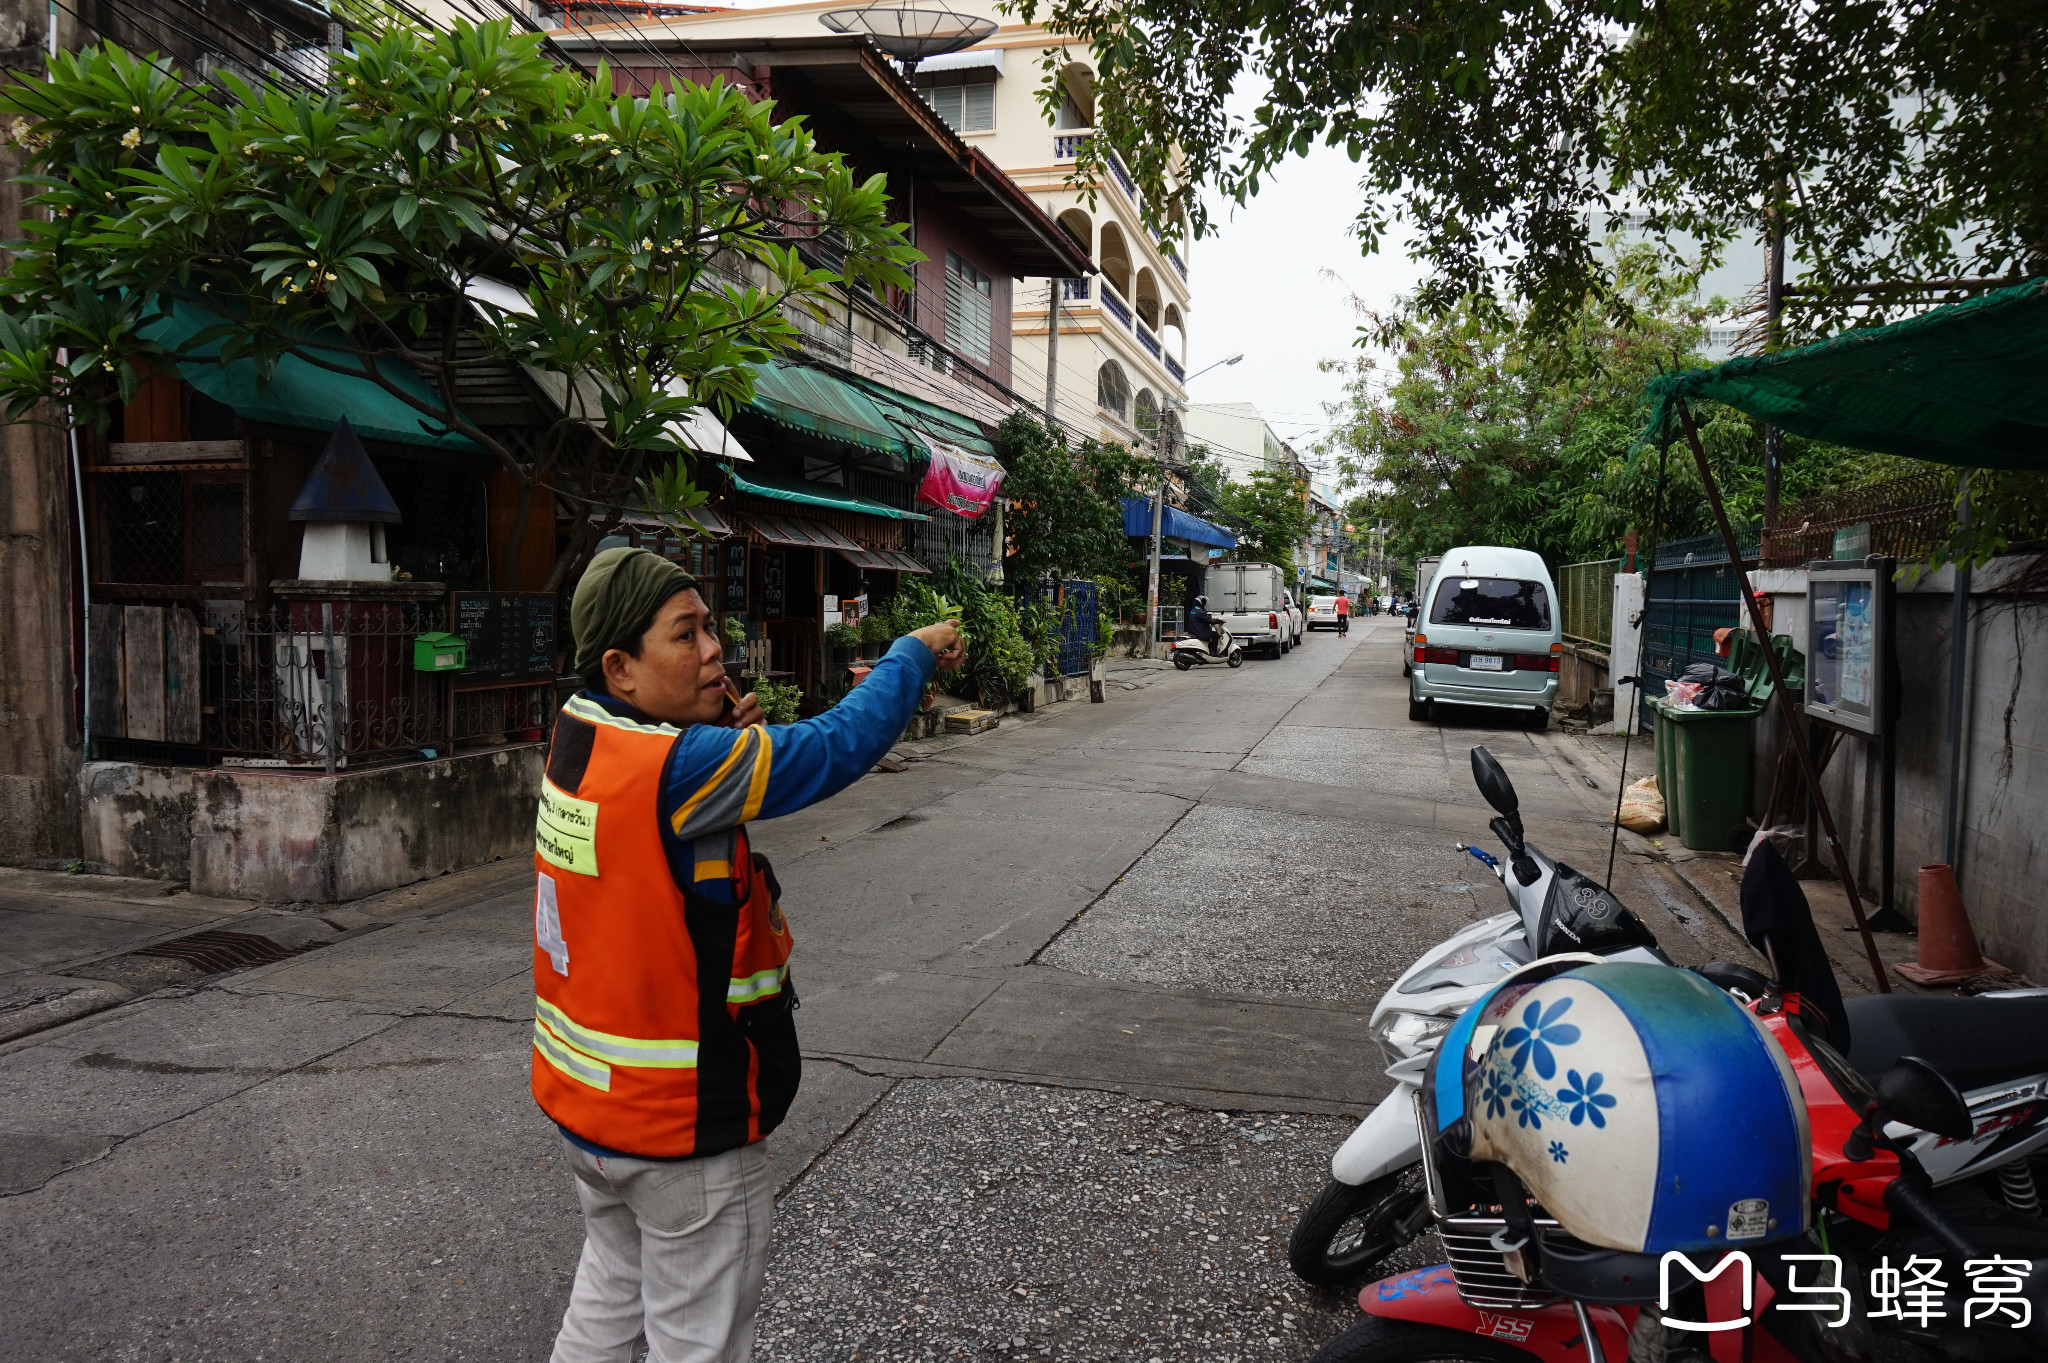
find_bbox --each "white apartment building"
[595,0,1194,453]
[1179,401,1297,483]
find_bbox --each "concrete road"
[0,620,1749,1362]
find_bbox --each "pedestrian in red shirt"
[1335,593,1350,636]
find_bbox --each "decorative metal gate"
[1054,579,1099,677]
[1640,530,1760,728]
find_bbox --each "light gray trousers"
[549,1138,774,1363]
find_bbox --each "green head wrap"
[571,546,699,678]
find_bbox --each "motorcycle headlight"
[1371,1009,1455,1070]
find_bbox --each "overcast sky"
[1178,142,1425,487]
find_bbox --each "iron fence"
[207,603,446,767]
[1762,471,1960,568]
[452,682,556,744]
[1557,558,1620,649]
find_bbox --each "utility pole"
[1761,186,1787,548]
[1043,280,1060,426]
[1146,479,1166,655]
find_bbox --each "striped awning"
[836,545,932,575]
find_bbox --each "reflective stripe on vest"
[534,1017,612,1092]
[536,997,700,1069]
[727,964,788,1005]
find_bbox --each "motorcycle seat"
[1845,993,2048,1093]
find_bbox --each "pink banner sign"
[915,441,1007,519]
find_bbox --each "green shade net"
[141,301,483,452]
[1641,278,2048,472]
[727,466,929,521]
[745,359,923,461]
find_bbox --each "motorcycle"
[1316,855,2048,1363]
[1287,747,1673,1288]
[1171,626,1245,670]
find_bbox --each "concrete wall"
[80,745,544,902]
[1749,557,2048,978]
[0,5,84,865]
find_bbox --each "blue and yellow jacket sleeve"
[650,636,935,896]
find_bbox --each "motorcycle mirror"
[1471,747,1519,817]
[1876,1056,1975,1140]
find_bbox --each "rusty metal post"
[1675,399,1889,993]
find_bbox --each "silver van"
[1407,546,1561,727]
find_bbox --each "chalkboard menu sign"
[451,592,558,684]
[722,541,749,612]
[760,551,785,619]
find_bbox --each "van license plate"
[1469,654,1504,671]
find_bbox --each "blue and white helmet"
[1453,962,1809,1255]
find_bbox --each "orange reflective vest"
[530,696,798,1159]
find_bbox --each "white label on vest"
[536,872,569,976]
[536,779,599,876]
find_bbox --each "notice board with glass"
[1806,563,1887,735]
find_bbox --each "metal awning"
[836,545,932,575]
[744,511,862,551]
[622,507,731,538]
[729,467,929,521]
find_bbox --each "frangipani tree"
[0,20,919,586]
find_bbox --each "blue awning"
[1121,497,1237,550]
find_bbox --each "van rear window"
[1429,577,1552,630]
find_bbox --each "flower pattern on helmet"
[1501,997,1581,1080]
[1549,1140,1569,1164]
[1481,1069,1514,1119]
[1558,1069,1618,1128]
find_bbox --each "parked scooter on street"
[1287,747,1672,1288]
[1171,628,1245,670]
[1313,853,2048,1363]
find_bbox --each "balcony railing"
[1137,323,1161,358]
[1163,247,1188,282]
[1100,284,1132,329]
[1165,353,1185,382]
[1106,147,1138,202]
[1053,130,1091,162]
[1061,276,1091,301]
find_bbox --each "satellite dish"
[819,3,998,74]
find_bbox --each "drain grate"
[131,930,328,975]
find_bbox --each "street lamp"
[1182,352,1245,385]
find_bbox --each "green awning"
[844,378,997,459]
[140,300,483,452]
[1641,278,2048,472]
[745,359,922,461]
[727,467,928,521]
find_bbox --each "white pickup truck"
[1401,555,1441,674]
[1210,562,1302,658]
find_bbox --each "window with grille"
[1096,361,1130,420]
[945,252,994,364]
[916,69,996,132]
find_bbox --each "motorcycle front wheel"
[1226,650,1244,668]
[1288,1169,1429,1287]
[1309,1317,1531,1363]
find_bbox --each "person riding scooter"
[1186,595,1220,651]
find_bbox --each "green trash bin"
[1651,698,1760,851]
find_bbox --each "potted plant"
[858,611,893,661]
[825,619,861,672]
[720,614,746,665]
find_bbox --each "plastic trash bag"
[1618,775,1665,834]
[1679,662,1750,711]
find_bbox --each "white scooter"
[1171,627,1244,670]
[1286,746,1671,1286]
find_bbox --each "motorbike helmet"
[1454,962,1808,1255]
[1192,595,1207,608]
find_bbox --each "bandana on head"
[570,546,698,676]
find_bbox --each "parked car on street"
[1400,556,1441,674]
[1306,595,1343,630]
[1407,546,1561,727]
[1281,591,1306,647]
[1210,562,1296,658]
